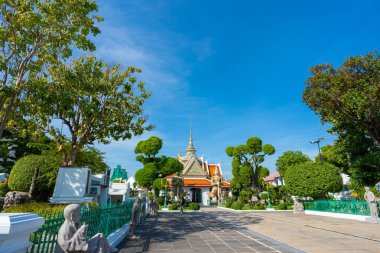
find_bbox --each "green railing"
[27,200,134,253]
[302,200,375,216]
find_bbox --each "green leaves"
[303,51,380,149]
[135,136,163,160]
[284,162,343,199]
[226,136,275,194]
[0,0,103,137]
[276,151,311,176]
[25,55,152,166]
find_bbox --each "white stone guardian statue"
[55,204,118,253]
[364,187,379,222]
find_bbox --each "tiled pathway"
[118,212,302,253]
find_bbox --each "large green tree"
[285,162,343,199]
[25,56,152,166]
[303,51,380,149]
[134,136,183,189]
[276,151,311,177]
[226,137,275,192]
[0,0,102,137]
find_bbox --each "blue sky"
[91,0,380,179]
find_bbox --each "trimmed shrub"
[189,202,200,210]
[8,154,60,201]
[285,161,343,199]
[252,204,266,210]
[242,204,252,210]
[168,203,179,210]
[275,202,288,210]
[225,201,232,208]
[0,181,9,197]
[231,201,243,210]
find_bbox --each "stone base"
[266,208,275,211]
[161,208,169,211]
[365,217,380,223]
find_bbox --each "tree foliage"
[284,162,343,199]
[134,136,183,189]
[135,163,157,189]
[0,0,103,137]
[226,137,275,193]
[276,151,311,176]
[25,56,152,166]
[134,136,162,164]
[8,153,60,201]
[303,51,380,149]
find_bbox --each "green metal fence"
[302,200,374,216]
[27,200,134,253]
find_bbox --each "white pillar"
[0,213,45,253]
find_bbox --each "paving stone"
[118,211,302,253]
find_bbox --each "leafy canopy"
[134,136,183,189]
[303,51,380,149]
[226,137,275,193]
[0,0,103,137]
[26,55,152,166]
[284,162,343,199]
[276,151,311,177]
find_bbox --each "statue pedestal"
[266,208,275,211]
[0,213,44,253]
[161,207,169,211]
[365,217,380,223]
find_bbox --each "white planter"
[0,213,44,253]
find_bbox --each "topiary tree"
[8,154,60,201]
[284,162,343,199]
[135,136,163,164]
[135,163,157,189]
[226,137,275,193]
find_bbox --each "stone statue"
[292,196,304,214]
[140,199,146,224]
[129,196,140,238]
[364,187,379,222]
[55,204,118,253]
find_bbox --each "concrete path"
[118,207,380,252]
[211,207,380,253]
[118,211,302,253]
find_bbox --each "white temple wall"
[201,188,210,206]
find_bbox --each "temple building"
[166,130,229,206]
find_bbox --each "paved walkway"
[118,207,380,253]
[118,210,301,253]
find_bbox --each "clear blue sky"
[91,0,380,179]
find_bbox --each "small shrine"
[108,165,131,203]
[166,129,229,206]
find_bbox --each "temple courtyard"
[118,207,380,253]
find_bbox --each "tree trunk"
[29,167,39,198]
[0,92,17,138]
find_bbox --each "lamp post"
[310,137,324,157]
[164,187,167,209]
[267,190,272,209]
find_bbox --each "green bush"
[242,204,252,210]
[287,205,293,210]
[168,203,179,210]
[285,161,343,198]
[189,202,200,210]
[231,201,243,210]
[156,196,164,206]
[275,202,288,210]
[3,202,66,214]
[225,202,232,208]
[8,154,60,201]
[0,181,9,197]
[252,203,266,210]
